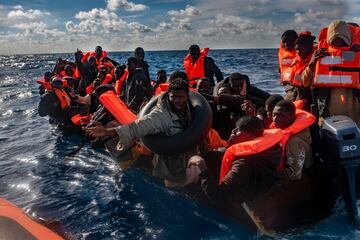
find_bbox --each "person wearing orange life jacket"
[188,116,282,205]
[81,46,107,66]
[75,50,98,96]
[38,71,54,95]
[279,30,298,77]
[38,78,73,125]
[282,32,316,111]
[302,20,360,127]
[86,66,114,94]
[272,100,314,180]
[184,44,223,87]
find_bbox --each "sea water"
[0,49,359,239]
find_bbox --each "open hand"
[85,122,107,138]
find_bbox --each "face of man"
[230,78,244,94]
[272,106,294,129]
[168,89,188,113]
[95,47,103,58]
[295,43,312,60]
[189,48,200,61]
[197,79,211,94]
[88,56,97,67]
[114,67,124,80]
[157,72,167,83]
[281,37,295,51]
[64,65,74,76]
[229,127,255,145]
[135,49,145,61]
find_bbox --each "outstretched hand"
[85,122,108,138]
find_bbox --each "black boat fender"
[138,91,212,155]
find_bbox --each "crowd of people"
[37,19,360,208]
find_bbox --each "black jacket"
[200,144,281,206]
[204,57,223,86]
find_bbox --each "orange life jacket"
[0,198,64,240]
[36,78,52,90]
[281,48,315,86]
[86,74,113,94]
[115,69,129,95]
[37,78,70,110]
[219,129,284,183]
[278,43,296,83]
[59,67,81,79]
[81,51,108,65]
[270,109,316,169]
[71,114,92,126]
[314,25,360,89]
[99,91,137,125]
[206,128,228,149]
[155,83,169,95]
[184,48,209,82]
[54,88,71,110]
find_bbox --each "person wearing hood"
[302,20,360,127]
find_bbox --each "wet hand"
[309,48,328,71]
[187,155,207,173]
[85,122,107,138]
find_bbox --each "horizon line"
[0,47,278,56]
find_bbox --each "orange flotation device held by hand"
[99,91,137,125]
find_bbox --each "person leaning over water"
[85,79,207,187]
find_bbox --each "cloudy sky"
[0,0,359,54]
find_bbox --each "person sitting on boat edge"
[272,100,314,180]
[85,79,208,188]
[184,44,223,87]
[188,116,282,205]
